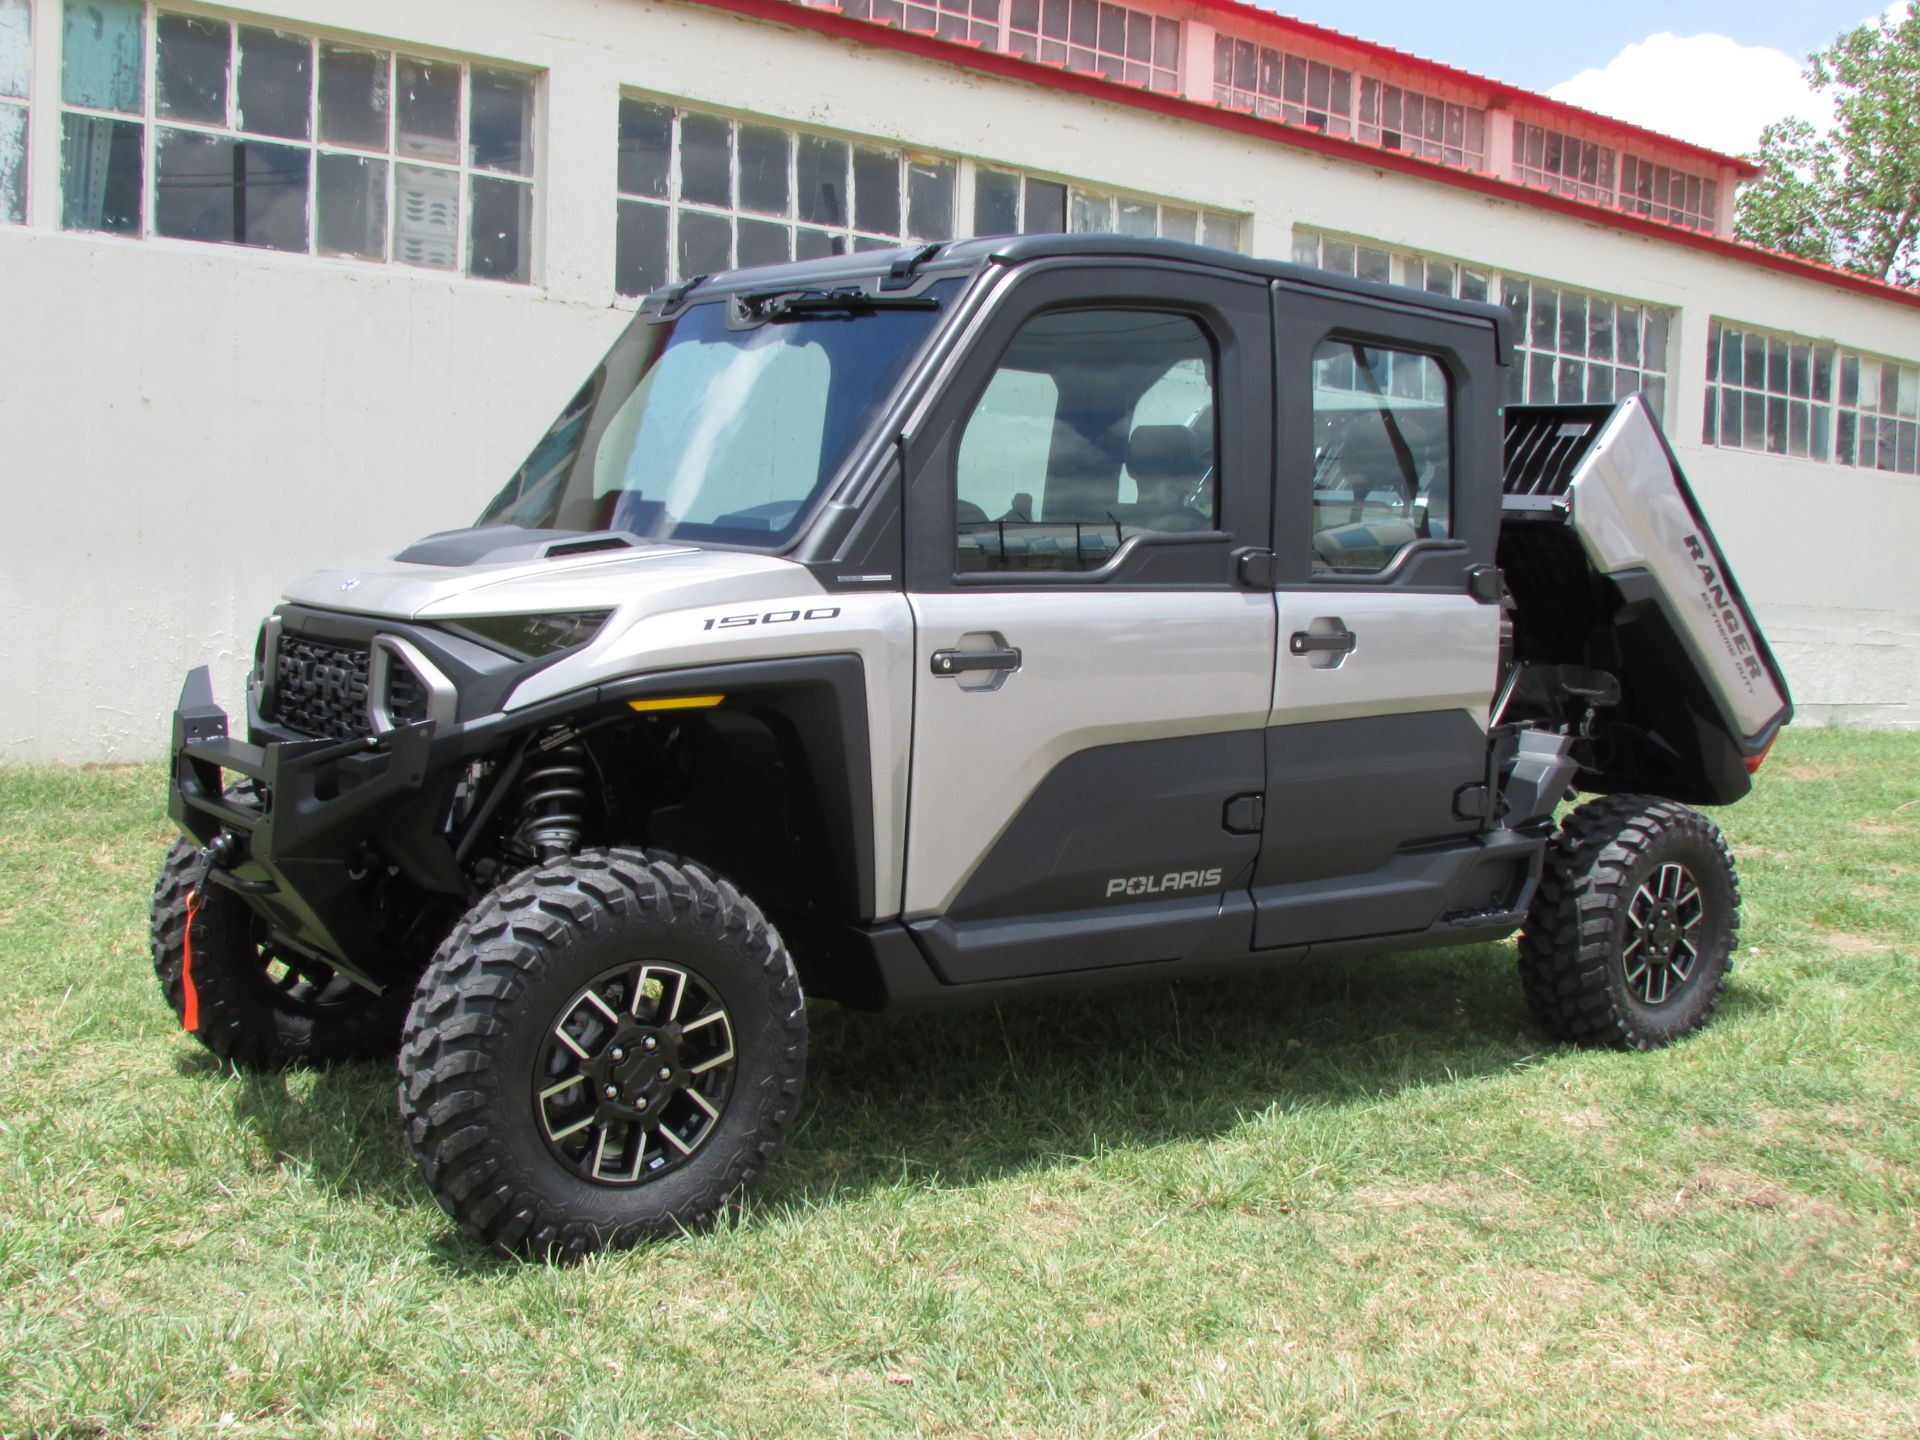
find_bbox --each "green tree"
[1737,5,1920,286]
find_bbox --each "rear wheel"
[150,837,413,1070]
[1517,795,1740,1050]
[396,850,806,1258]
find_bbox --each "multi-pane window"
[1838,353,1920,474]
[1007,0,1180,93]
[0,0,27,223]
[1703,322,1833,460]
[1501,280,1670,414]
[1292,230,1490,303]
[1295,231,1671,419]
[1618,155,1717,233]
[1512,122,1616,206]
[1213,36,1353,136]
[1702,320,1920,474]
[57,2,535,280]
[1357,79,1484,168]
[839,0,999,46]
[974,164,1241,249]
[615,99,957,297]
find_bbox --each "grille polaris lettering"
[273,634,428,739]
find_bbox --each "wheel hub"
[1622,862,1706,1007]
[582,1025,688,1119]
[533,961,737,1186]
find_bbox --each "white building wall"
[1,0,1916,761]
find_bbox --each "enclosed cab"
[153,236,1788,1257]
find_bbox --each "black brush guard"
[169,667,459,990]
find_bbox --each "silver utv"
[154,236,1788,1256]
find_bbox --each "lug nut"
[635,1097,649,1112]
[603,1084,619,1100]
[658,1067,672,1081]
[643,1036,657,1051]
[610,1047,626,1061]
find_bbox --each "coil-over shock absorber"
[515,730,589,863]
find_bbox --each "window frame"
[973,161,1242,250]
[54,1,538,280]
[1619,153,1717,233]
[609,99,1249,303]
[1304,333,1456,579]
[613,95,957,299]
[1212,33,1354,138]
[903,262,1273,593]
[1290,229,1668,422]
[951,303,1223,575]
[1702,316,1920,476]
[1512,120,1616,206]
[1273,283,1500,593]
[1006,0,1180,93]
[0,0,29,225]
[1499,276,1671,416]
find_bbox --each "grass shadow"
[758,938,1559,1209]
[184,935,1764,1256]
[226,1061,421,1204]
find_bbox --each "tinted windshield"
[478,279,960,546]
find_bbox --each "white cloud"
[1548,32,1834,156]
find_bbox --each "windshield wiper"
[740,286,942,322]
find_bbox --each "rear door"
[899,261,1277,984]
[1251,283,1507,949]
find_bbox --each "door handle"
[931,645,1021,677]
[1289,629,1356,656]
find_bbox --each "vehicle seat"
[1125,425,1212,531]
[1312,519,1420,573]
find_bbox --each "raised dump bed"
[1497,397,1793,805]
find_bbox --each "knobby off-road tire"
[396,849,806,1259]
[150,838,414,1070]
[1517,795,1741,1050]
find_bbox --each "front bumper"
[169,666,460,988]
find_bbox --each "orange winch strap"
[181,890,202,1034]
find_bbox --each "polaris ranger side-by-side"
[156,236,1791,1257]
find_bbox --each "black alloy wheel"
[535,961,738,1185]
[398,849,806,1259]
[1620,861,1707,1007]
[1518,795,1740,1050]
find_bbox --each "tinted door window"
[955,310,1217,572]
[1309,339,1451,574]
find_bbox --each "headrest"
[1127,425,1204,483]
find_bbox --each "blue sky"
[1258,2,1883,91]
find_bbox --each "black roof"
[648,232,1514,361]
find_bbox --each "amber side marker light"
[627,695,726,713]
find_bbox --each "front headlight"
[446,610,613,659]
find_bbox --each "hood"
[282,525,804,621]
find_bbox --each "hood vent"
[395,526,645,567]
[543,534,638,559]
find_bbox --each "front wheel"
[1517,795,1741,1050]
[396,850,806,1258]
[150,837,413,1070]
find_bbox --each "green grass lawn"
[2,728,1917,1439]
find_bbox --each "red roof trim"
[676,0,1920,311]
[1190,0,1762,179]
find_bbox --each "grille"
[274,635,375,739]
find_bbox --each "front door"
[900,263,1277,985]
[1251,284,1507,949]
